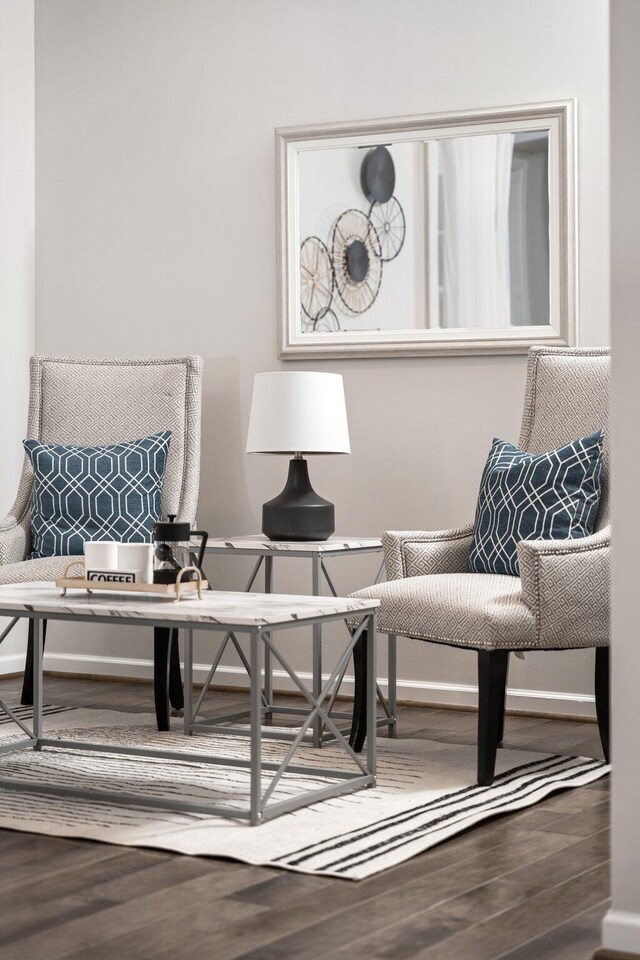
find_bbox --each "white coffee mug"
[117,543,154,584]
[84,541,118,575]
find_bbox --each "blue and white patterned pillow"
[468,431,604,577]
[24,431,171,558]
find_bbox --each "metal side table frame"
[201,537,396,747]
[0,589,378,826]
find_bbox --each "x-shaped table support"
[197,549,392,747]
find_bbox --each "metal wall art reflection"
[300,147,406,330]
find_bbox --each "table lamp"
[246,372,351,541]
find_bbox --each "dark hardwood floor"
[0,674,609,960]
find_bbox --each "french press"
[152,515,208,584]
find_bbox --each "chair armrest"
[517,527,610,648]
[383,525,474,579]
[0,470,33,566]
[0,511,30,566]
[0,448,34,566]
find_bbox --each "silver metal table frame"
[0,606,377,826]
[203,542,395,747]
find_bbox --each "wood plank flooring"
[0,675,609,960]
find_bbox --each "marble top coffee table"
[0,582,379,825]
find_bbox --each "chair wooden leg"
[477,649,509,786]
[153,627,172,731]
[595,646,610,762]
[168,628,184,711]
[21,619,47,705]
[349,629,367,753]
[496,652,509,746]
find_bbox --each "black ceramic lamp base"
[262,458,335,542]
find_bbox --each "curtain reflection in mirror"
[439,133,514,328]
[436,130,549,329]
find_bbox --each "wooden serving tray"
[56,562,207,602]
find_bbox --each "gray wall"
[32,0,610,714]
[0,0,34,667]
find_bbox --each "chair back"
[518,346,610,527]
[21,356,202,527]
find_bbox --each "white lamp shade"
[246,372,351,455]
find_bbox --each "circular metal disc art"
[360,146,396,204]
[300,236,334,321]
[331,209,382,315]
[368,196,406,262]
[313,308,340,332]
[346,239,369,283]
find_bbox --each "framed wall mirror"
[276,101,576,359]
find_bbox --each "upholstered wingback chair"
[351,347,610,785]
[0,356,203,729]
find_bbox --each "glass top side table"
[202,536,393,747]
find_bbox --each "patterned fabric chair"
[350,347,610,785]
[0,355,203,730]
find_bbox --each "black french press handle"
[190,530,209,571]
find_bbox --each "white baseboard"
[603,909,640,954]
[0,654,25,675]
[0,651,596,719]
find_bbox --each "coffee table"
[0,582,378,825]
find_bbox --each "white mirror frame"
[276,100,576,359]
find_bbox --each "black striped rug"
[0,703,75,725]
[0,707,608,880]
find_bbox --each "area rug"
[0,706,608,880]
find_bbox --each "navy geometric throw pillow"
[24,431,171,558]
[468,431,604,577]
